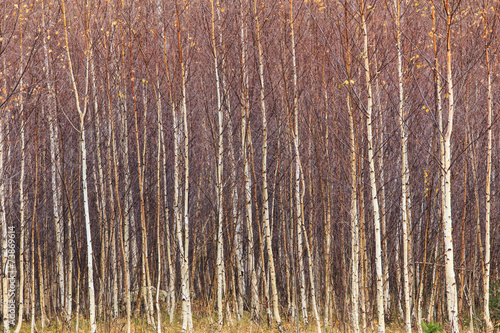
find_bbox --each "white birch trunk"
[343,4,360,330]
[174,4,193,330]
[80,116,97,333]
[240,0,260,321]
[359,186,367,332]
[211,1,225,328]
[442,2,459,331]
[360,2,385,330]
[323,83,332,329]
[0,56,7,333]
[289,0,308,325]
[172,56,183,333]
[61,1,96,330]
[91,46,110,321]
[225,55,244,320]
[42,0,65,316]
[254,0,282,329]
[300,193,321,333]
[375,61,390,316]
[105,117,119,320]
[181,57,194,333]
[30,142,38,333]
[134,79,154,327]
[66,192,73,324]
[14,25,25,333]
[483,13,493,332]
[162,134,176,323]
[348,94,360,333]
[0,43,9,333]
[429,4,442,323]
[155,77,163,333]
[156,5,177,323]
[394,1,412,331]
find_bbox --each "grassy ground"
[16,299,499,332]
[19,312,412,333]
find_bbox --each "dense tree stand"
[0,0,499,332]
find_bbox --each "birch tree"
[482,6,493,332]
[61,0,97,330]
[41,0,66,320]
[393,0,412,331]
[29,115,39,333]
[0,41,7,333]
[441,0,459,330]
[159,14,177,321]
[240,0,260,322]
[360,0,385,330]
[254,0,283,329]
[106,34,132,332]
[175,1,194,330]
[210,0,226,328]
[287,0,309,325]
[14,12,25,332]
[342,3,360,330]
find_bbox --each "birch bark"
[210,0,225,328]
[343,3,359,329]
[442,1,459,331]
[240,0,260,321]
[61,0,96,329]
[360,1,385,330]
[254,0,283,329]
[288,0,309,325]
[155,65,163,333]
[103,27,132,332]
[175,2,194,330]
[483,9,493,332]
[394,0,412,330]
[160,36,176,323]
[0,39,7,333]
[30,124,38,333]
[14,20,26,333]
[42,0,65,318]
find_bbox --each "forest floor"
[20,313,414,333]
[18,301,492,333]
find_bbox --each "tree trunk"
[240,0,260,322]
[175,2,194,330]
[211,1,225,328]
[155,72,163,333]
[105,116,119,320]
[288,0,308,326]
[42,0,65,318]
[160,25,177,324]
[30,121,39,333]
[482,9,493,331]
[14,23,26,332]
[91,46,109,321]
[442,1,459,331]
[361,1,385,330]
[61,0,97,330]
[254,0,282,329]
[394,1,412,330]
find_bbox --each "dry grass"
[17,301,421,333]
[20,313,411,333]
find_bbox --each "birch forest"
[0,0,499,332]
